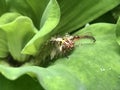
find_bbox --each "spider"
[49,34,96,59]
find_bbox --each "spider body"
[50,34,95,59]
[50,35,74,53]
[50,34,95,56]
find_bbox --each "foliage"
[0,0,120,90]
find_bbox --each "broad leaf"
[6,0,120,34]
[22,0,60,56]
[0,23,120,90]
[53,0,120,34]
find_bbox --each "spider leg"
[83,35,96,42]
[74,35,96,43]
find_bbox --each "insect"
[49,34,96,59]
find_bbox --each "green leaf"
[0,74,44,90]
[22,0,60,55]
[0,23,120,90]
[6,0,120,34]
[0,13,21,25]
[6,0,49,29]
[53,0,120,34]
[0,29,8,58]
[0,65,83,90]
[112,5,120,20]
[0,13,20,58]
[0,0,120,90]
[26,0,49,29]
[116,17,120,46]
[0,0,7,16]
[0,15,37,62]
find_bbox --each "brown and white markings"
[49,34,96,59]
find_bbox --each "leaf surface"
[0,23,120,90]
[54,0,120,34]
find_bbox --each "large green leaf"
[53,0,120,34]
[6,0,120,34]
[22,0,60,56]
[0,23,119,90]
[0,14,37,62]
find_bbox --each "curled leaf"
[0,15,37,62]
[22,0,60,56]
